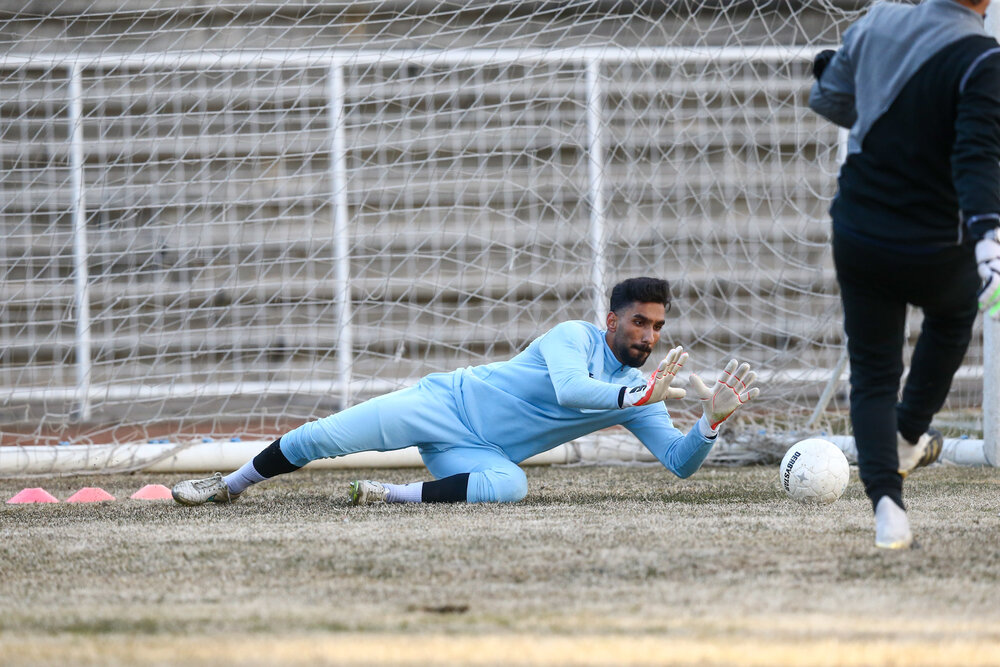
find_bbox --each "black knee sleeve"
[252,438,301,478]
[421,473,471,503]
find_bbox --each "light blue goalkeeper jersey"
[451,320,715,477]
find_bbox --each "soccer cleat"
[897,428,943,478]
[874,496,913,550]
[171,472,240,506]
[349,480,388,505]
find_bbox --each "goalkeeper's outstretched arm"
[627,358,760,477]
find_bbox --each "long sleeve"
[537,321,627,410]
[624,409,717,478]
[953,49,1000,240]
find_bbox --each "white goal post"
[0,2,996,476]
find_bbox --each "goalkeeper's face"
[607,301,667,368]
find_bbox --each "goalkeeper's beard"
[620,344,651,368]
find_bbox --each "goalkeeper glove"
[689,359,760,430]
[812,49,837,80]
[977,229,1000,319]
[619,346,687,408]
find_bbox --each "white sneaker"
[897,429,943,478]
[171,472,240,506]
[349,480,388,505]
[874,496,913,550]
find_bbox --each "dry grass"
[2,464,1000,665]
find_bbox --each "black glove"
[812,49,837,80]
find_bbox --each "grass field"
[2,464,1000,666]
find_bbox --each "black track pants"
[832,230,979,509]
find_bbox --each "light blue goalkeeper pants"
[278,373,528,503]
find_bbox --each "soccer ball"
[779,438,850,505]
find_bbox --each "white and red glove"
[619,346,688,408]
[689,359,760,430]
[976,229,1000,319]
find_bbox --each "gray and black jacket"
[809,0,1000,252]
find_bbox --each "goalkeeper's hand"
[619,346,687,408]
[689,359,760,429]
[976,230,1000,319]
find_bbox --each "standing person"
[809,0,1000,549]
[171,277,759,506]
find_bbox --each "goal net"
[0,1,987,475]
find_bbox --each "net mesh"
[0,1,984,474]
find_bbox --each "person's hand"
[689,360,760,429]
[620,346,687,408]
[977,230,1000,319]
[812,49,837,80]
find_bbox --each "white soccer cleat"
[897,429,943,478]
[874,496,913,550]
[171,472,240,506]
[349,480,388,505]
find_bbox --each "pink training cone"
[130,484,172,500]
[66,487,116,503]
[7,487,60,504]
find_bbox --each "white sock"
[384,482,423,503]
[223,461,267,495]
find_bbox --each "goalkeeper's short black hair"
[609,277,671,314]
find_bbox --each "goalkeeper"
[171,277,759,506]
[809,0,1000,549]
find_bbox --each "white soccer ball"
[779,438,850,505]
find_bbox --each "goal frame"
[1,44,996,472]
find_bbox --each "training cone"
[7,487,60,504]
[66,487,116,503]
[130,484,172,500]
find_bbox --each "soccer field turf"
[2,465,999,665]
